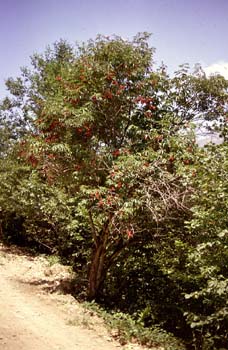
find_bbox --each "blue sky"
[0,0,228,96]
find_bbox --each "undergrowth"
[81,301,186,350]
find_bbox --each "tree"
[2,33,228,302]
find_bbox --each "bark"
[0,210,3,241]
[87,241,106,300]
[87,213,126,300]
[0,221,3,241]
[87,214,111,300]
[87,237,128,300]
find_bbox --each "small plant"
[47,254,61,266]
[82,302,185,349]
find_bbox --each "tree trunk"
[87,241,106,300]
[0,210,3,241]
[0,221,3,241]
[87,236,126,300]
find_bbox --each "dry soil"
[0,244,129,350]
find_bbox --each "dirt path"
[0,245,126,350]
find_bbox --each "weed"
[47,255,61,266]
[81,302,185,350]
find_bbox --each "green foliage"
[83,301,185,349]
[148,143,228,349]
[182,144,228,349]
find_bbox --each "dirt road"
[0,245,123,350]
